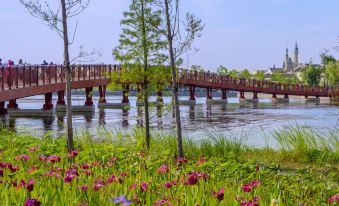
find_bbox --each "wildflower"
[64,174,76,183]
[28,146,39,152]
[53,166,63,172]
[28,166,38,174]
[197,172,209,180]
[140,181,148,192]
[212,187,224,201]
[78,185,89,191]
[68,150,79,158]
[176,157,188,165]
[120,172,127,177]
[65,168,80,176]
[0,169,3,177]
[91,161,100,166]
[165,181,176,189]
[111,195,132,205]
[20,179,34,192]
[15,154,30,161]
[157,164,169,174]
[93,183,104,191]
[7,164,19,173]
[47,155,61,164]
[0,162,8,168]
[328,194,339,203]
[128,183,137,190]
[24,198,41,206]
[107,175,122,184]
[81,164,90,169]
[154,199,172,206]
[38,155,47,162]
[186,172,199,185]
[237,196,260,206]
[83,170,92,176]
[11,180,18,187]
[43,171,61,178]
[196,157,206,165]
[242,180,261,193]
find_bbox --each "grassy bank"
[0,126,338,205]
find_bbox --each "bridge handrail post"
[1,66,4,90]
[23,66,26,88]
[48,65,52,84]
[15,66,19,88]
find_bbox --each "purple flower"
[78,185,89,191]
[111,196,132,205]
[186,172,199,185]
[47,155,61,164]
[93,183,104,191]
[242,180,260,193]
[64,174,76,183]
[65,168,80,176]
[20,179,34,192]
[140,181,148,192]
[24,198,41,206]
[212,187,225,201]
[15,154,30,161]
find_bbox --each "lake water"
[0,95,338,148]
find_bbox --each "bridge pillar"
[207,88,213,100]
[239,92,245,104]
[122,85,130,104]
[0,102,7,115]
[57,91,65,105]
[284,94,289,99]
[221,89,227,100]
[157,90,163,103]
[43,93,54,110]
[98,86,107,103]
[7,100,18,110]
[189,86,196,101]
[85,87,94,106]
[253,92,258,99]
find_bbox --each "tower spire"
[294,42,299,69]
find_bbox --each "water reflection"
[137,107,144,127]
[122,108,129,127]
[189,105,195,120]
[42,117,54,130]
[99,109,106,125]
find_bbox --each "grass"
[0,126,338,205]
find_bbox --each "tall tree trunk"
[141,0,151,149]
[61,0,74,153]
[164,0,184,158]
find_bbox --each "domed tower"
[294,42,299,69]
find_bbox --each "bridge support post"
[0,102,7,115]
[98,86,107,103]
[43,93,54,110]
[157,90,164,104]
[239,91,246,103]
[271,93,277,103]
[206,87,213,102]
[122,85,130,104]
[57,91,65,105]
[221,89,227,100]
[189,86,196,101]
[7,100,18,110]
[85,87,94,106]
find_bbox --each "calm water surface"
[1,95,338,147]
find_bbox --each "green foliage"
[302,64,322,86]
[228,69,238,78]
[239,69,252,79]
[254,71,265,80]
[217,65,228,75]
[325,61,339,86]
[270,72,282,82]
[320,51,336,66]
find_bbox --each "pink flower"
[165,181,176,189]
[237,196,260,206]
[129,183,137,190]
[154,199,172,205]
[64,174,76,183]
[83,170,92,176]
[28,146,39,152]
[176,157,188,165]
[20,179,34,192]
[212,188,224,201]
[328,194,339,203]
[0,162,8,168]
[38,155,47,162]
[186,172,199,185]
[47,155,61,164]
[242,180,260,193]
[140,181,148,192]
[196,157,206,165]
[27,166,38,174]
[68,150,79,158]
[93,183,104,191]
[78,185,89,191]
[65,168,79,176]
[7,164,19,173]
[15,154,30,161]
[157,164,169,174]
[53,166,63,172]
[24,198,41,206]
[43,171,61,178]
[107,175,122,184]
[80,164,90,169]
[120,172,127,177]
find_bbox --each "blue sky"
[1,0,338,71]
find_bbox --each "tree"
[255,71,265,80]
[302,64,322,86]
[20,0,91,153]
[217,65,228,75]
[239,69,251,79]
[152,0,204,158]
[325,61,339,86]
[320,51,336,66]
[228,69,238,78]
[271,72,282,82]
[113,0,167,149]
[191,65,202,71]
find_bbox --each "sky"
[1,0,339,71]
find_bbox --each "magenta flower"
[0,169,3,177]
[83,170,92,176]
[242,180,260,193]
[111,195,132,205]
[53,166,63,172]
[68,150,79,158]
[28,146,39,152]
[81,164,90,169]
[154,199,172,205]
[120,172,127,177]
[140,181,148,192]
[165,181,176,189]
[212,187,225,201]
[0,162,8,168]
[93,183,104,191]
[176,157,188,164]
[24,198,41,206]
[38,155,47,162]
[328,194,339,203]
[64,174,76,183]
[7,164,19,173]
[15,154,30,161]
[196,157,207,165]
[47,155,61,164]
[27,166,38,174]
[128,183,137,190]
[107,175,122,184]
[65,168,80,176]
[237,196,260,206]
[157,164,169,174]
[186,172,199,185]
[78,185,89,191]
[43,171,61,178]
[20,179,34,192]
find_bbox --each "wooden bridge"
[0,64,337,114]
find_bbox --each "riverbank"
[0,126,338,205]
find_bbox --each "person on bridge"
[42,60,48,65]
